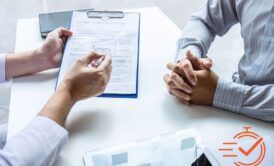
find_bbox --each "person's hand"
[164,51,213,105]
[190,70,218,105]
[36,27,73,69]
[164,69,218,106]
[59,52,112,102]
[167,51,212,85]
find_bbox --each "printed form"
[56,11,140,96]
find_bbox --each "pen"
[94,56,105,68]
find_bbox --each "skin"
[5,27,73,80]
[39,52,112,126]
[164,51,219,106]
[5,27,112,126]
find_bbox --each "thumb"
[81,52,102,65]
[202,58,213,69]
[186,50,203,70]
[58,27,73,37]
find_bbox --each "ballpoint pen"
[94,55,105,68]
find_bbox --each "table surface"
[6,7,274,166]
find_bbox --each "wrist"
[33,48,54,70]
[33,47,59,71]
[39,83,76,126]
[57,82,78,104]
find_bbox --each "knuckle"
[76,59,84,65]
[99,78,106,85]
[167,80,173,86]
[184,95,191,101]
[189,74,196,80]
[168,89,173,95]
[174,65,180,71]
[170,73,177,80]
[95,69,105,76]
[109,57,113,63]
[179,83,187,89]
[182,61,190,69]
[103,78,108,85]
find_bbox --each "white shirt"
[0,53,6,83]
[0,116,68,166]
[0,53,7,149]
[0,53,68,165]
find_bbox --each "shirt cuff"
[213,78,247,113]
[175,45,202,62]
[0,53,6,83]
[30,116,68,142]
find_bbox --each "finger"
[106,65,112,78]
[55,27,73,37]
[170,72,192,93]
[59,28,73,43]
[104,62,112,76]
[169,88,191,101]
[164,76,190,105]
[167,62,190,81]
[202,58,213,69]
[178,59,197,85]
[177,97,190,106]
[187,51,213,70]
[167,63,184,74]
[61,28,73,36]
[186,51,203,70]
[164,74,177,89]
[81,52,103,65]
[97,55,112,70]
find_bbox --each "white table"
[7,7,274,166]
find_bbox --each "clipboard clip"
[87,10,124,19]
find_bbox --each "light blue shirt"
[177,0,274,122]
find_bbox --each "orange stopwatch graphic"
[219,127,266,166]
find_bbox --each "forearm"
[0,117,68,166]
[176,18,215,61]
[39,85,76,126]
[176,0,238,61]
[5,49,52,80]
[213,78,274,122]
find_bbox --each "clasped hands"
[38,28,218,105]
[164,51,219,106]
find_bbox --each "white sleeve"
[0,116,68,166]
[0,53,6,83]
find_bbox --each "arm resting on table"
[0,116,68,166]
[0,86,75,166]
[214,79,274,122]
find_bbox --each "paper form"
[56,11,140,96]
[83,129,206,166]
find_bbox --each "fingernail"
[185,96,191,101]
[191,79,197,85]
[185,88,192,93]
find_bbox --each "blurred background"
[1,0,206,53]
[0,0,244,124]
